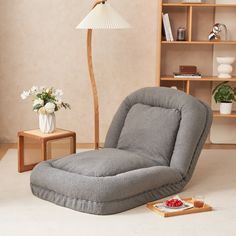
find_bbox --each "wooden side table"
[18,128,76,173]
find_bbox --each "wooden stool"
[18,128,76,173]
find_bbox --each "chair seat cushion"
[50,148,160,177]
[30,149,183,215]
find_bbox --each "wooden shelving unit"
[156,1,236,146]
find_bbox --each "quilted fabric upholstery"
[117,103,181,166]
[31,87,212,215]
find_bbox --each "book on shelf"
[162,13,174,42]
[173,73,202,79]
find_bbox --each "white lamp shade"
[77,2,130,29]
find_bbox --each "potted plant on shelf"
[212,81,236,115]
[21,86,71,133]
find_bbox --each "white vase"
[39,113,56,133]
[217,57,235,79]
[220,103,232,115]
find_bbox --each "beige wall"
[0,0,157,143]
[1,0,235,144]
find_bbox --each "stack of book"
[174,65,202,79]
[162,13,174,42]
[174,73,202,79]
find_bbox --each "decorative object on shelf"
[162,13,173,41]
[212,81,236,115]
[180,65,197,74]
[217,57,235,79]
[21,86,71,133]
[208,23,228,41]
[76,0,130,149]
[177,27,186,41]
[174,65,201,79]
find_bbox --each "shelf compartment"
[162,5,188,41]
[213,111,236,118]
[163,3,236,7]
[161,76,236,82]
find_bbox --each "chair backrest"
[104,87,212,179]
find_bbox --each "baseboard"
[1,142,234,160]
[0,143,104,149]
[0,143,104,160]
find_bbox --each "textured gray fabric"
[31,162,182,203]
[117,103,181,166]
[50,148,159,177]
[31,175,185,215]
[31,87,212,215]
[105,87,212,178]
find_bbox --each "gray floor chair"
[30,87,212,215]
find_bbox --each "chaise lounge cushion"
[30,87,212,215]
[31,156,182,204]
[49,148,161,177]
[117,103,181,165]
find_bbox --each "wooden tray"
[146,197,212,217]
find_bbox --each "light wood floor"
[1,143,235,160]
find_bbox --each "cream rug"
[0,149,236,236]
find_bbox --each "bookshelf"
[157,1,236,146]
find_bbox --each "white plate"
[163,204,186,209]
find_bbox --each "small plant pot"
[220,102,232,115]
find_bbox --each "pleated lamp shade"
[77,2,130,29]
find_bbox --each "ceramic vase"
[39,113,56,133]
[217,57,235,79]
[220,103,232,115]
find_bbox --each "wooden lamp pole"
[78,0,129,150]
[87,28,100,150]
[87,0,108,150]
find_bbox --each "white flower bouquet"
[21,86,71,133]
[21,86,71,114]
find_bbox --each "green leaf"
[212,81,236,103]
[33,104,43,111]
[212,81,228,94]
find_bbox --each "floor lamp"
[77,0,130,149]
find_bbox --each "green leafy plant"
[212,81,236,103]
